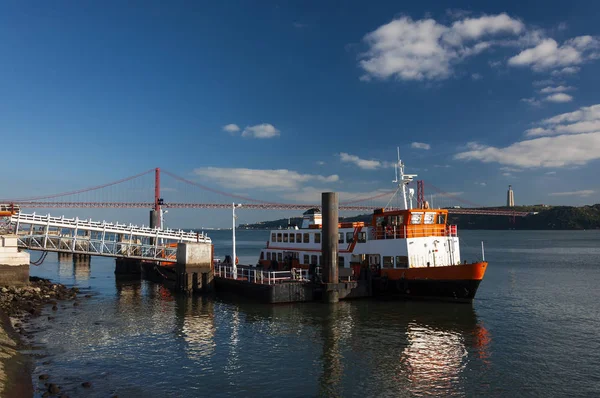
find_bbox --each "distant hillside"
[239,204,600,230]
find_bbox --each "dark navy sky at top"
[0,1,599,226]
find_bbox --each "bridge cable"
[3,169,155,202]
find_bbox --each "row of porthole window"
[263,252,346,267]
[271,232,320,244]
[271,231,368,245]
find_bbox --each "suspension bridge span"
[0,168,530,219]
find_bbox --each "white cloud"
[549,190,594,197]
[508,36,600,71]
[358,13,524,81]
[551,66,580,75]
[339,152,389,170]
[241,123,280,139]
[434,164,451,168]
[545,93,573,103]
[454,132,600,168]
[223,124,240,133]
[411,142,431,150]
[316,160,325,166]
[525,104,600,137]
[533,79,560,86]
[502,172,513,177]
[521,97,541,107]
[293,22,307,28]
[539,85,574,93]
[500,166,523,172]
[545,171,557,175]
[193,167,338,191]
[525,127,553,136]
[474,182,487,187]
[471,73,483,80]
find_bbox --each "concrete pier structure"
[321,192,340,303]
[175,242,214,294]
[0,235,30,286]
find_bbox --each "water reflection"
[174,296,216,362]
[56,253,91,281]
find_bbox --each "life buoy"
[235,256,239,265]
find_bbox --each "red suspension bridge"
[1,168,530,217]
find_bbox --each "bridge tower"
[150,168,163,229]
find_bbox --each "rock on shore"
[0,277,79,397]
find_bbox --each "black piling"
[321,192,339,303]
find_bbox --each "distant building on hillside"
[507,185,515,207]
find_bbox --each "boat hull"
[376,262,487,303]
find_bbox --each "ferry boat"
[255,153,488,302]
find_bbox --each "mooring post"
[321,192,339,303]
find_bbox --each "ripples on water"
[26,230,600,397]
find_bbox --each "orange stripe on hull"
[382,262,487,281]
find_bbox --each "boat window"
[311,255,317,265]
[410,213,423,224]
[260,252,264,260]
[277,233,282,242]
[358,231,367,243]
[396,256,409,268]
[304,254,309,264]
[283,233,288,243]
[346,232,354,244]
[424,212,436,225]
[303,233,309,243]
[314,233,321,244]
[383,256,394,268]
[338,233,344,244]
[278,253,282,261]
[296,233,302,243]
[319,255,322,265]
[271,233,276,242]
[267,252,271,260]
[438,214,446,224]
[338,256,345,267]
[289,233,295,243]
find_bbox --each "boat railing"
[214,264,309,285]
[373,224,458,240]
[313,266,354,282]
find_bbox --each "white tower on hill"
[507,185,515,207]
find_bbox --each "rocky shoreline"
[0,277,81,397]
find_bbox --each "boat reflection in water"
[218,298,491,397]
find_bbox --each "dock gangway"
[9,212,210,263]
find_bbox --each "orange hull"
[377,262,488,302]
[382,262,487,281]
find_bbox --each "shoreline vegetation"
[238,204,600,231]
[0,277,81,397]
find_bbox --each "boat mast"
[392,147,417,210]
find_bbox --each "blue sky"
[1,1,600,228]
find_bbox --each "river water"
[26,229,600,397]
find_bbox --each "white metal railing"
[373,224,458,240]
[9,212,212,262]
[214,264,309,285]
[10,212,208,242]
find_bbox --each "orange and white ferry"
[256,152,488,302]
